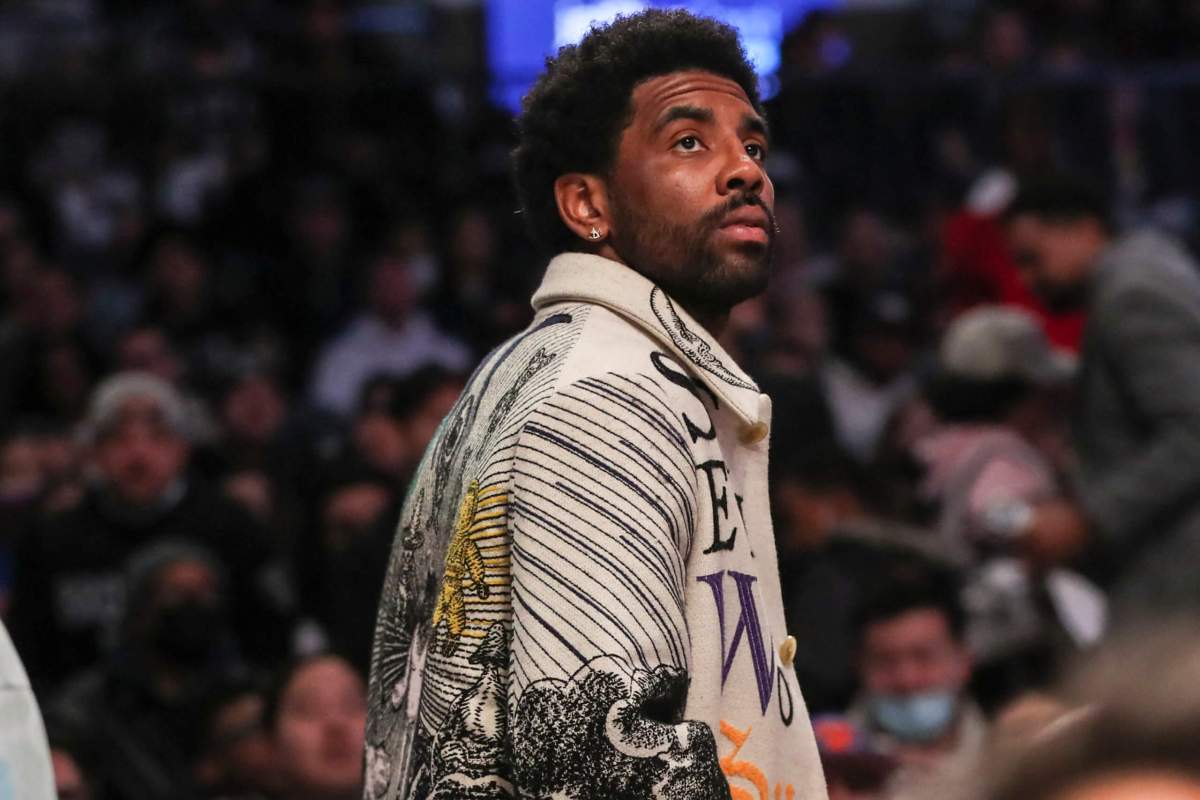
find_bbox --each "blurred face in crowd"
[353,413,410,478]
[322,482,392,552]
[1007,213,1107,311]
[405,379,464,455]
[32,268,83,336]
[449,208,496,271]
[861,608,970,698]
[274,656,367,800]
[860,608,971,743]
[135,557,228,668]
[222,374,287,445]
[368,257,418,328]
[196,691,281,797]
[840,209,892,284]
[150,238,209,315]
[1053,771,1200,800]
[118,328,184,385]
[575,71,774,322]
[223,469,275,524]
[0,434,43,503]
[92,398,189,507]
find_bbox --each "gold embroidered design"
[432,480,509,654]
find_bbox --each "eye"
[745,142,767,161]
[674,135,701,152]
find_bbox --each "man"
[849,562,986,800]
[309,253,471,417]
[8,372,287,687]
[365,10,826,799]
[49,543,244,800]
[269,655,367,800]
[914,306,1104,703]
[1004,176,1200,618]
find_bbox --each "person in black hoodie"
[8,372,291,691]
[49,542,248,800]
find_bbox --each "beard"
[608,192,775,315]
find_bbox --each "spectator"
[49,542,243,800]
[433,205,530,352]
[309,253,470,417]
[193,680,280,800]
[776,447,948,714]
[310,367,464,671]
[1005,175,1200,620]
[8,372,289,688]
[915,305,1104,706]
[265,654,366,800]
[849,560,986,799]
[820,291,923,463]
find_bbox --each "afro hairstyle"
[512,8,762,255]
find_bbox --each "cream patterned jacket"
[365,252,828,800]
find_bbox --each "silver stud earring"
[589,226,601,240]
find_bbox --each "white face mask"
[868,689,958,743]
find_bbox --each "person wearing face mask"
[847,560,986,800]
[8,372,290,690]
[47,543,245,800]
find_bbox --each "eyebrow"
[654,104,714,132]
[742,112,770,142]
[653,104,771,142]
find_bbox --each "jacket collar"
[531,252,763,426]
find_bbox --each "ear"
[553,173,611,245]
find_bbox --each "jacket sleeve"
[506,374,731,799]
[1078,284,1200,551]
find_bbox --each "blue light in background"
[486,0,840,112]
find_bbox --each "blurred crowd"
[5,1,1200,799]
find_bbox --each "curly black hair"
[512,9,761,255]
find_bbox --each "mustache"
[700,193,780,234]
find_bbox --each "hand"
[1022,499,1089,569]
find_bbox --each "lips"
[717,208,770,244]
[719,208,769,231]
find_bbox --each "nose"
[717,142,765,198]
[892,657,932,695]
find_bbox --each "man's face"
[860,608,970,698]
[92,399,189,507]
[606,70,775,315]
[1007,214,1098,311]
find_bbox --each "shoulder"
[1098,231,1200,308]
[550,304,706,404]
[29,495,102,557]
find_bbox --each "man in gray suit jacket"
[1005,176,1200,619]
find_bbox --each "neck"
[682,302,730,339]
[593,244,732,338]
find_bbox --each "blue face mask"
[868,689,958,743]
